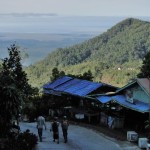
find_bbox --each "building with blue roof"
[43,76,118,97]
[43,76,150,132]
[95,78,150,130]
[43,76,118,124]
[96,78,150,113]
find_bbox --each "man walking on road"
[61,116,69,143]
[37,114,46,142]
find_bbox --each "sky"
[0,0,150,17]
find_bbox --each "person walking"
[61,116,69,143]
[37,114,46,142]
[50,117,59,144]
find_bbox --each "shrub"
[0,129,38,150]
[17,129,38,150]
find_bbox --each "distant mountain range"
[25,18,150,88]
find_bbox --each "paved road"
[20,122,140,150]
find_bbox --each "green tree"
[0,44,32,137]
[50,67,65,81]
[0,75,22,137]
[137,51,150,78]
[2,44,32,98]
[82,70,93,81]
[67,70,93,81]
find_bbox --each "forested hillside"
[25,18,150,88]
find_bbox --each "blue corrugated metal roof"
[51,78,102,97]
[74,82,102,96]
[54,78,81,91]
[96,94,150,113]
[97,96,112,103]
[43,83,50,89]
[43,76,107,97]
[112,95,150,113]
[64,80,102,96]
[43,76,72,89]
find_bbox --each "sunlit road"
[20,122,140,150]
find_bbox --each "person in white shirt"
[37,115,46,142]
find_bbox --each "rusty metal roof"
[137,78,150,96]
[116,78,150,97]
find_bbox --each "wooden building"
[95,78,150,130]
[43,76,118,123]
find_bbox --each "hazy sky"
[0,0,149,16]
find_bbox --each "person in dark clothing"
[50,117,59,144]
[61,116,69,143]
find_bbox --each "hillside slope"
[25,18,150,88]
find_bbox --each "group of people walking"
[36,115,69,144]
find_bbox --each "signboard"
[125,90,134,103]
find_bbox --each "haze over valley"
[0,14,150,88]
[2,14,149,65]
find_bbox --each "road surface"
[20,122,140,150]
